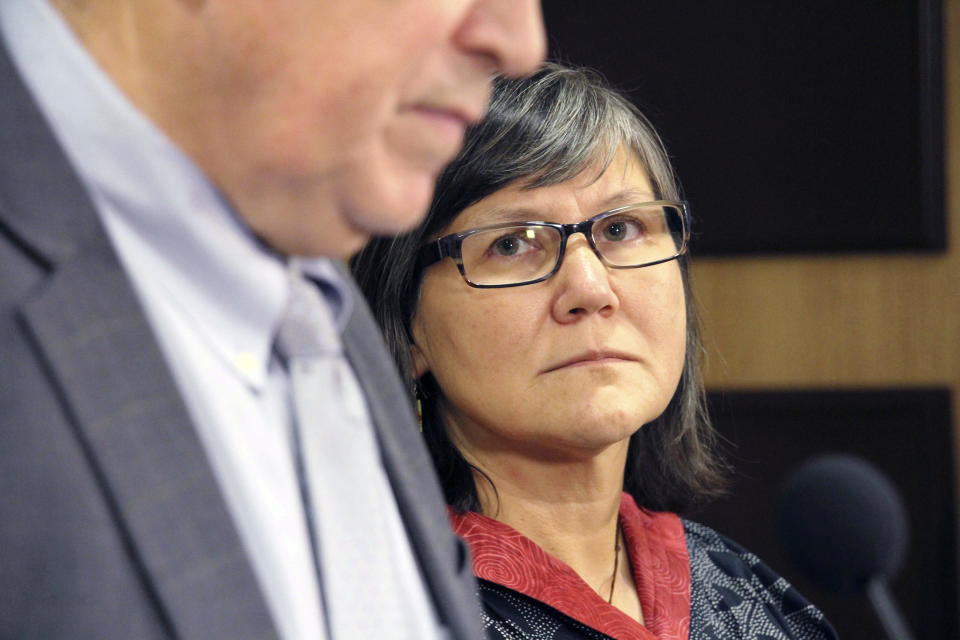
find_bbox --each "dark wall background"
[693,389,955,639]
[543,1,943,254]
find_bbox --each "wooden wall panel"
[692,0,958,431]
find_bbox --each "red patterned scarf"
[449,493,691,640]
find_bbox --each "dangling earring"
[414,382,423,432]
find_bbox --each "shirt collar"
[1,0,353,391]
[298,257,355,332]
[449,493,690,640]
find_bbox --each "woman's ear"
[410,312,430,379]
[411,343,429,379]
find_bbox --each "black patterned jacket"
[478,519,838,640]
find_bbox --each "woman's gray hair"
[352,62,725,513]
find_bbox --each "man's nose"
[456,0,547,78]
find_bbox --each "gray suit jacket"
[0,37,480,640]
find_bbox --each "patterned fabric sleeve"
[684,520,838,640]
[477,579,618,640]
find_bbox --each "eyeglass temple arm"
[416,241,447,271]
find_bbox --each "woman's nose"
[550,238,620,323]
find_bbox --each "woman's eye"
[600,218,643,242]
[489,233,536,257]
[493,236,521,256]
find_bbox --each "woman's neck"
[474,449,624,564]
[466,441,642,621]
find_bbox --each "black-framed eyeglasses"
[417,200,690,288]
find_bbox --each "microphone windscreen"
[779,453,908,593]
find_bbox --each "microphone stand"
[866,578,916,640]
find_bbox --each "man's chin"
[253,215,368,259]
[346,178,435,239]
[255,196,432,260]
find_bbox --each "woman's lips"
[543,350,638,373]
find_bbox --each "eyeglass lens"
[459,203,684,286]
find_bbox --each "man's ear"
[411,343,429,379]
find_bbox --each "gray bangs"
[422,63,680,240]
[511,69,677,200]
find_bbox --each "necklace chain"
[607,521,622,604]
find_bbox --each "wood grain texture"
[692,0,958,392]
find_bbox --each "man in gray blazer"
[0,1,544,638]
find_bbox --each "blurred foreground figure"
[0,0,544,638]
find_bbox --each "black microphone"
[779,453,915,640]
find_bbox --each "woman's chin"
[517,426,637,464]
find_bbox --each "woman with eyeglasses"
[352,63,836,640]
